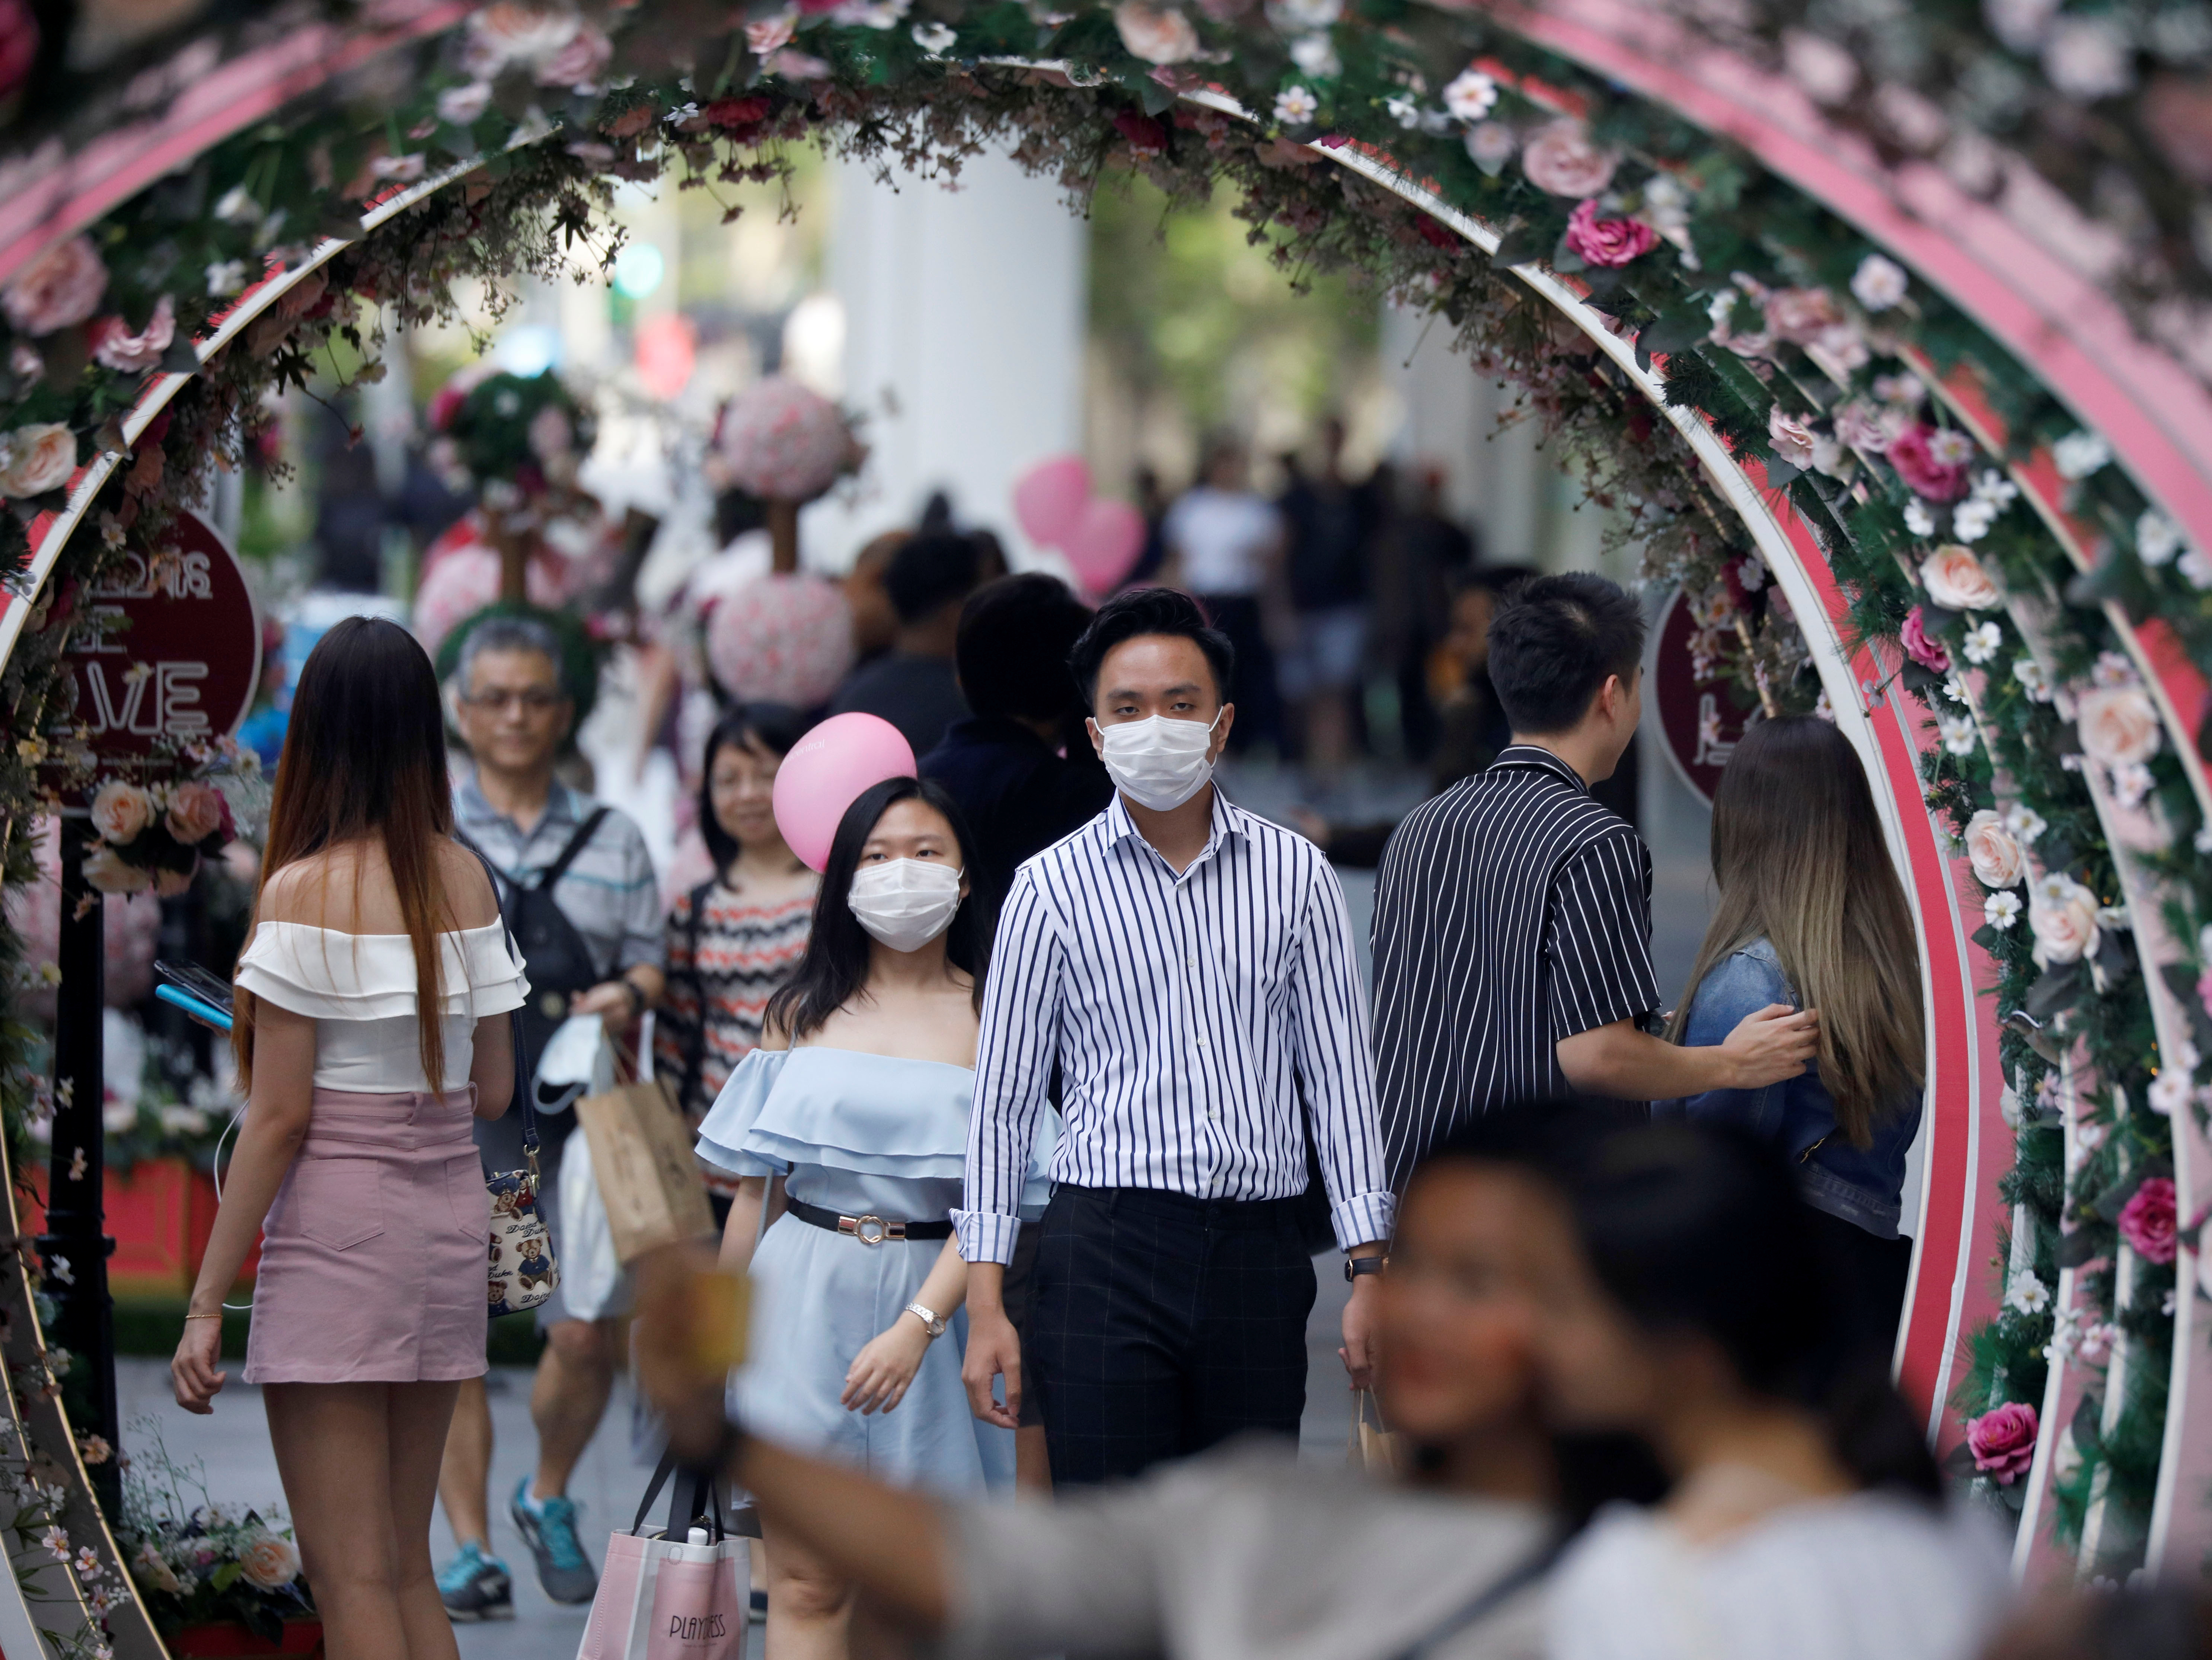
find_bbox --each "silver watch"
[905,1301,947,1339]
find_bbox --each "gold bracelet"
[183,1312,223,1321]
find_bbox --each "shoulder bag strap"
[458,840,538,1161]
[1382,1533,1568,1660]
[676,877,717,1117]
[537,806,612,892]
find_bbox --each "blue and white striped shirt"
[957,790,1394,1265]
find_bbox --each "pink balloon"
[772,713,918,872]
[1012,455,1092,549]
[1062,498,1147,596]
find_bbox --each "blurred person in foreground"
[635,1105,1660,1660]
[1161,436,1285,754]
[920,573,1111,914]
[1658,716,1925,1357]
[831,531,981,757]
[1978,1584,2211,1660]
[1540,1120,2007,1660]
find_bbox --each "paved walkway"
[116,1265,1357,1660]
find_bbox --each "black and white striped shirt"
[1370,745,1658,1192]
[957,790,1394,1265]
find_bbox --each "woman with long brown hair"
[1661,714,1925,1356]
[170,617,527,1660]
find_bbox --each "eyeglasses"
[462,688,564,714]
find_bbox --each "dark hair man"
[1367,573,1820,1192]
[919,573,1112,913]
[958,586,1392,1486]
[829,531,981,755]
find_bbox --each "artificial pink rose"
[1112,108,1169,156]
[1113,0,1200,63]
[1900,605,1950,674]
[2029,874,2100,967]
[81,844,151,896]
[2075,685,2162,768]
[1766,405,1816,471]
[1562,199,1658,268]
[1965,1401,2038,1484]
[87,295,176,374]
[3,235,108,336]
[1520,119,1617,197]
[2118,1177,2178,1265]
[536,21,611,87]
[460,1,581,77]
[0,422,79,498]
[1919,544,2002,611]
[1963,809,2024,890]
[90,780,153,845]
[1761,285,1842,345]
[746,10,794,51]
[163,781,225,845]
[236,1531,300,1591]
[1887,425,1972,501]
[1833,398,1905,455]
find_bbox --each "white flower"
[1287,34,1337,79]
[2151,1069,2195,1115]
[1985,889,2024,930]
[2004,1270,2049,1314]
[1928,429,1978,467]
[2029,871,2101,966]
[2076,685,2162,766]
[2111,760,2156,809]
[1964,809,2025,888]
[2053,429,2112,479]
[1814,689,1836,723]
[1944,672,1971,705]
[1850,253,1909,311]
[2138,511,2183,567]
[1442,65,1498,121]
[39,1525,67,1562]
[2182,547,2212,591]
[1874,372,1926,406]
[2014,657,2053,702]
[1113,1,1200,64]
[1972,469,2020,508]
[1939,714,1979,756]
[2076,1117,2108,1151]
[1384,93,1421,128]
[204,259,248,297]
[212,184,259,224]
[2077,1319,2122,1364]
[1952,498,1998,542]
[73,1546,99,1580]
[911,20,955,51]
[1464,120,1517,171]
[1266,0,1341,26]
[1273,82,1321,122]
[1904,498,1936,536]
[1738,556,1767,592]
[2004,802,2047,844]
[2092,648,2141,689]
[1962,621,2003,665]
[437,81,493,124]
[2044,16,2135,99]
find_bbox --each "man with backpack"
[436,612,665,1621]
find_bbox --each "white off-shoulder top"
[233,921,531,1093]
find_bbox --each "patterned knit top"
[655,883,815,1147]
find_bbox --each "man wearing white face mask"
[957,588,1393,1486]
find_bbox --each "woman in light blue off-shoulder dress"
[696,775,1042,1660]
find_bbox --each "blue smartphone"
[155,983,233,1033]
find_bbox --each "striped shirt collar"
[454,770,585,839]
[1487,742,1590,794]
[1101,786,1247,870]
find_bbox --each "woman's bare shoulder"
[436,839,502,929]
[258,840,499,932]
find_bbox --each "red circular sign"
[48,509,260,768]
[1651,585,1749,807]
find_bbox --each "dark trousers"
[1028,1184,1316,1487]
[1804,1206,1914,1370]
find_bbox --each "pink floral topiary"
[1886,425,1972,502]
[1965,1401,2037,1484]
[707,573,855,708]
[1900,605,1951,674]
[717,376,855,502]
[2119,1177,2178,1265]
[1563,199,1659,268]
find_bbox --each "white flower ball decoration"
[718,376,855,502]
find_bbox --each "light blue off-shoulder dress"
[695,1045,1048,1496]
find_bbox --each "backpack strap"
[676,877,718,1120]
[534,806,612,892]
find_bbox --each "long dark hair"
[236,617,458,1092]
[765,777,992,1040]
[699,702,810,873]
[1669,716,1923,1146]
[1568,1119,1940,1499]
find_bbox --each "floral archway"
[0,0,2208,1646]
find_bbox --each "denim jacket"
[1654,938,1921,1239]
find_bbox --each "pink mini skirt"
[244,1085,490,1385]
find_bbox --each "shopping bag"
[575,1080,717,1263]
[559,1131,631,1321]
[578,1458,748,1660]
[1348,1387,1402,1476]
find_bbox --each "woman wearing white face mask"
[695,775,1040,1660]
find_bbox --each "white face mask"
[847,858,964,953]
[1093,712,1223,812]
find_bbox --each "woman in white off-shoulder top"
[171,618,529,1660]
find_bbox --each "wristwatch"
[1344,1255,1389,1283]
[905,1302,947,1339]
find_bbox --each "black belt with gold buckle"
[783,1196,953,1245]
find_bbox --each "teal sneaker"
[436,1541,513,1621]
[511,1476,598,1604]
